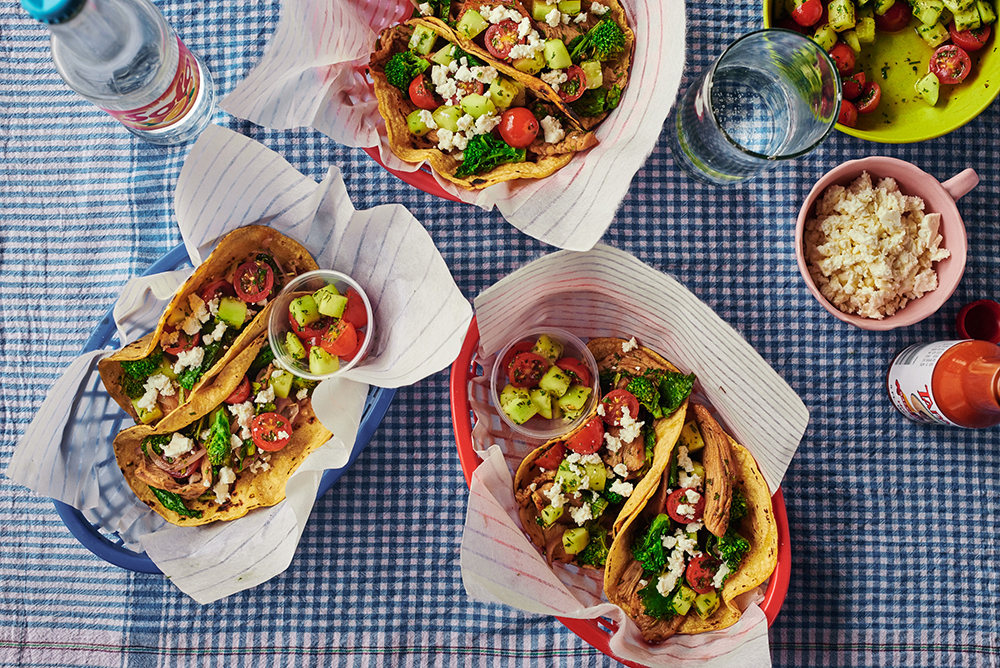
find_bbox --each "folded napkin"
[222,0,687,250]
[459,245,809,667]
[8,125,473,604]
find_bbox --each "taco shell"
[99,225,317,427]
[113,335,334,526]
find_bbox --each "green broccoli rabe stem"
[631,513,673,573]
[120,347,164,381]
[454,134,526,178]
[569,18,627,62]
[384,50,430,91]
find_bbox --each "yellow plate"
[764,0,1000,143]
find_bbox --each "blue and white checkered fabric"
[2,0,1000,665]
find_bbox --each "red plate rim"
[448,315,791,667]
[361,146,462,202]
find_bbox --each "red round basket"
[362,146,462,202]
[449,316,792,667]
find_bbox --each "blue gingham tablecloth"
[2,0,999,665]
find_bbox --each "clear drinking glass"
[667,29,841,186]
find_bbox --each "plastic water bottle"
[21,0,216,145]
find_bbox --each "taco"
[512,337,692,569]
[99,226,318,429]
[604,404,778,643]
[113,335,332,526]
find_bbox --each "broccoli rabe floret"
[577,524,610,567]
[384,50,430,91]
[602,489,624,505]
[454,134,526,178]
[569,18,626,62]
[708,527,751,576]
[141,434,171,456]
[729,489,748,522]
[120,347,164,380]
[631,513,672,574]
[119,373,147,399]
[659,370,696,415]
[627,375,663,419]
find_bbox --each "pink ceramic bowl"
[795,157,976,331]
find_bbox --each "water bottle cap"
[21,0,84,24]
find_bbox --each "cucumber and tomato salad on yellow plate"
[767,0,1000,142]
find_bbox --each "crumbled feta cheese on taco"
[162,433,195,459]
[213,466,236,504]
[250,454,272,473]
[621,336,638,353]
[418,2,432,15]
[561,11,571,23]
[172,346,204,374]
[685,489,701,504]
[418,109,437,130]
[207,297,220,317]
[603,430,622,453]
[255,384,275,404]
[676,445,694,473]
[228,401,254,439]
[457,113,475,132]
[713,561,731,589]
[296,388,309,401]
[230,433,242,450]
[202,319,227,345]
[591,2,610,15]
[617,406,644,442]
[160,329,180,348]
[674,529,698,554]
[437,129,468,152]
[276,430,290,440]
[542,483,567,508]
[271,369,285,379]
[474,112,501,135]
[569,503,593,526]
[574,11,589,23]
[540,69,567,92]
[431,64,449,87]
[517,16,532,37]
[596,402,606,416]
[678,469,702,489]
[676,503,694,517]
[613,462,629,478]
[181,294,210,335]
[609,478,633,498]
[540,115,565,144]
[136,373,175,416]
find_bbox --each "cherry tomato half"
[500,341,535,374]
[508,352,549,388]
[565,417,605,455]
[555,357,591,388]
[446,81,484,106]
[842,71,866,100]
[665,488,705,524]
[301,335,321,358]
[342,287,368,329]
[200,278,235,304]
[251,412,292,452]
[498,107,539,148]
[874,0,912,32]
[224,375,251,405]
[791,0,822,27]
[485,19,521,60]
[340,332,366,362]
[857,81,881,114]
[828,43,855,76]
[408,73,438,110]
[234,260,274,303]
[930,44,973,84]
[686,554,722,594]
[289,311,330,339]
[949,22,991,52]
[163,328,200,355]
[601,389,640,427]
[558,65,587,103]
[838,99,858,127]
[534,440,566,470]
[319,319,358,357]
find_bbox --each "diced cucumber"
[290,295,320,328]
[407,109,433,136]
[456,9,488,39]
[590,493,608,518]
[309,346,339,376]
[583,461,606,492]
[540,504,563,526]
[156,357,178,381]
[692,460,706,481]
[533,0,557,21]
[914,71,940,105]
[671,585,698,616]
[580,60,603,89]
[562,527,589,554]
[556,459,585,492]
[558,0,581,14]
[873,0,896,15]
[678,420,705,453]
[513,50,546,74]
[531,334,564,364]
[942,0,975,12]
[694,591,721,620]
[538,366,572,397]
[530,388,553,419]
[502,387,538,424]
[314,284,348,318]
[953,3,982,28]
[500,383,522,407]
[557,385,592,414]
[459,93,496,119]
[269,370,294,399]
[217,296,247,328]
[855,16,877,41]
[430,44,455,67]
[912,0,945,24]
[978,0,997,23]
[432,105,463,132]
[132,397,163,424]
[811,24,838,51]
[409,24,438,55]
[488,77,520,109]
[285,332,307,360]
[841,29,861,52]
[544,39,573,70]
[828,0,857,31]
[917,21,951,45]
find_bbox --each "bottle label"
[886,340,965,427]
[98,37,200,131]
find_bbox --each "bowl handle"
[942,168,979,202]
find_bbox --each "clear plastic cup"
[268,270,374,380]
[490,327,600,441]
